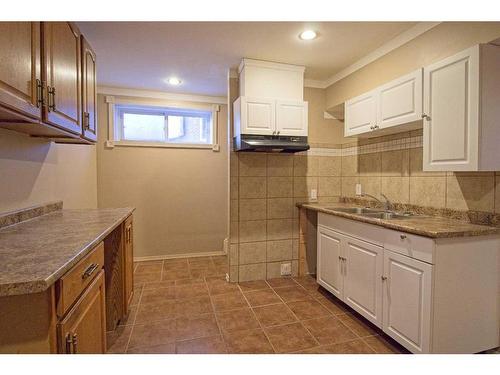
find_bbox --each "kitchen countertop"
[0,207,134,297]
[299,202,500,239]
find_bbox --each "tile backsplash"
[229,130,500,282]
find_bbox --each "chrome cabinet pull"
[400,234,407,240]
[82,263,99,279]
[47,86,56,111]
[421,114,431,121]
[35,79,45,108]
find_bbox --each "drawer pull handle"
[381,276,387,281]
[82,263,99,279]
[400,234,407,240]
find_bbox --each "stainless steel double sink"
[326,207,421,220]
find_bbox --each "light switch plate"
[280,263,291,276]
[355,183,362,196]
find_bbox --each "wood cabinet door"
[81,36,97,142]
[57,270,106,354]
[423,45,479,171]
[240,97,275,135]
[0,22,42,119]
[344,90,377,136]
[123,216,134,312]
[382,250,432,354]
[343,236,383,328]
[316,226,344,300]
[275,100,308,136]
[43,22,82,135]
[377,69,423,130]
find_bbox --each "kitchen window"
[109,101,219,149]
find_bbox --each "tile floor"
[106,255,409,354]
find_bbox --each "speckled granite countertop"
[0,207,134,297]
[299,203,500,239]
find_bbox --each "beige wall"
[326,22,500,108]
[0,128,97,212]
[96,94,229,259]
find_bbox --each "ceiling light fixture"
[167,77,181,85]
[299,30,317,40]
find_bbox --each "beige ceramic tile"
[229,244,239,266]
[229,265,238,282]
[446,175,495,211]
[268,155,293,176]
[409,147,446,176]
[267,240,293,262]
[267,219,293,241]
[291,260,299,277]
[318,156,341,176]
[230,200,238,222]
[341,176,359,197]
[293,177,318,198]
[381,149,409,176]
[341,155,359,177]
[381,177,410,204]
[496,177,500,213]
[409,176,446,208]
[239,263,267,282]
[266,262,292,279]
[239,177,267,198]
[239,242,267,265]
[239,220,266,243]
[230,177,238,200]
[359,152,381,176]
[318,177,341,197]
[230,221,239,244]
[359,176,381,197]
[230,154,239,177]
[293,155,319,177]
[267,177,293,198]
[267,198,294,219]
[239,199,267,220]
[292,240,299,260]
[239,153,267,176]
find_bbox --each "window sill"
[105,140,219,151]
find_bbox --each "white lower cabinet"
[316,212,499,354]
[382,250,432,354]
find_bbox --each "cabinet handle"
[381,276,387,281]
[277,131,280,135]
[65,333,73,354]
[370,125,374,130]
[82,263,99,279]
[400,234,407,240]
[421,114,431,121]
[47,86,56,111]
[83,112,90,129]
[374,125,379,129]
[72,333,78,354]
[35,79,45,108]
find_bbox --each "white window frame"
[106,96,220,151]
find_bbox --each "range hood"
[233,134,309,153]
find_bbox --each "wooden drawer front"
[57,242,104,317]
[384,230,434,264]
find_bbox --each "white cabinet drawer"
[384,229,435,264]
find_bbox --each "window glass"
[122,113,165,141]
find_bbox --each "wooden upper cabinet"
[0,22,42,120]
[81,36,97,141]
[42,22,82,135]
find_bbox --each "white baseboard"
[223,237,229,255]
[134,250,226,262]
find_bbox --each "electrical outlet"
[355,183,362,196]
[310,189,318,201]
[280,263,291,276]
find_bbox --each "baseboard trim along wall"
[134,250,226,262]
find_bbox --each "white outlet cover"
[280,263,292,276]
[310,189,318,200]
[355,183,362,196]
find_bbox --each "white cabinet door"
[317,226,344,300]
[378,69,423,129]
[382,250,433,354]
[238,96,275,135]
[423,46,479,171]
[276,100,308,136]
[344,91,377,136]
[343,236,383,328]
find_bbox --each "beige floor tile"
[244,289,282,307]
[297,339,374,354]
[216,308,260,332]
[265,322,317,353]
[134,263,163,275]
[176,335,227,354]
[238,280,270,292]
[211,291,249,312]
[301,316,357,345]
[252,303,297,327]
[273,286,312,303]
[206,277,240,295]
[337,313,379,338]
[175,283,209,299]
[287,299,330,320]
[175,296,213,317]
[175,314,220,341]
[140,287,176,304]
[128,319,177,350]
[223,328,274,354]
[135,300,177,324]
[126,343,176,354]
[106,325,132,354]
[267,277,297,288]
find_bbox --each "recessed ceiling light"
[167,77,181,85]
[299,30,317,40]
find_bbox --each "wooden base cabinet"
[123,216,134,311]
[57,270,106,354]
[317,213,499,353]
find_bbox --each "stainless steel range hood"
[233,134,309,153]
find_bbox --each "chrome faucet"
[361,193,394,211]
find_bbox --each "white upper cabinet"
[377,69,423,129]
[344,90,377,136]
[344,69,423,138]
[423,44,500,171]
[276,100,308,136]
[234,96,275,135]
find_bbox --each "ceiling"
[77,22,418,97]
